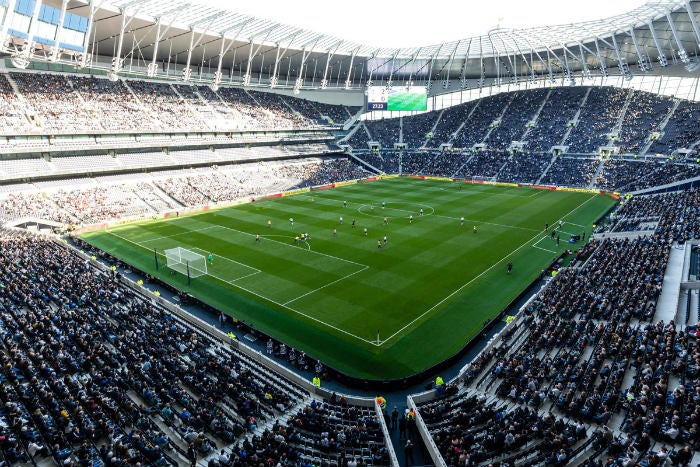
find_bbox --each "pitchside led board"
[366,86,428,111]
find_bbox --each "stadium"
[0,0,700,465]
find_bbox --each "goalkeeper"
[207,253,213,265]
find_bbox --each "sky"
[194,0,650,48]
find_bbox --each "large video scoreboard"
[366,85,427,111]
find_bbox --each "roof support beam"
[147,4,193,76]
[109,1,143,77]
[395,48,423,84]
[79,0,106,68]
[425,44,444,92]
[112,10,131,76]
[684,0,700,54]
[49,0,69,61]
[511,39,534,82]
[343,47,359,89]
[579,44,592,79]
[211,20,250,87]
[270,42,293,87]
[182,13,219,81]
[440,41,460,89]
[647,20,668,67]
[386,50,402,87]
[0,0,19,52]
[629,27,650,71]
[147,20,162,76]
[458,38,472,88]
[293,45,315,93]
[666,11,689,63]
[594,38,608,76]
[610,34,631,79]
[321,40,343,89]
[510,31,549,80]
[366,48,387,86]
[10,0,43,68]
[242,24,277,86]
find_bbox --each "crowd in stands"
[0,158,369,225]
[127,80,207,131]
[69,76,158,131]
[350,152,401,174]
[538,156,600,187]
[428,102,478,147]
[11,72,102,133]
[400,151,437,175]
[0,192,74,224]
[3,73,700,467]
[453,150,511,180]
[0,230,389,466]
[564,87,628,153]
[594,159,700,192]
[0,72,354,135]
[617,92,674,154]
[400,112,441,149]
[0,74,29,133]
[348,149,700,191]
[343,87,698,163]
[452,93,512,149]
[421,394,588,466]
[342,123,373,149]
[648,101,700,155]
[485,89,548,151]
[296,159,369,187]
[496,152,553,184]
[363,119,401,149]
[419,187,700,467]
[526,87,588,152]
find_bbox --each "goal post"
[164,247,208,278]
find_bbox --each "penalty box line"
[104,228,378,346]
[132,226,262,279]
[376,194,604,347]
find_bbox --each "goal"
[164,247,208,278]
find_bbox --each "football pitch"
[80,177,617,380]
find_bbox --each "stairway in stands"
[559,88,592,147]
[520,89,552,141]
[639,98,681,157]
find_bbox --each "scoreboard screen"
[366,86,427,111]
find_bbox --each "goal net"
[164,247,207,278]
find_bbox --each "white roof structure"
[2,0,700,92]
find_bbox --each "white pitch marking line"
[209,224,369,269]
[284,265,369,306]
[433,213,541,233]
[532,245,559,253]
[376,193,604,346]
[136,225,219,244]
[228,271,262,282]
[102,228,377,345]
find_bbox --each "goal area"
[164,247,208,278]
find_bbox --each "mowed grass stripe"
[81,178,617,379]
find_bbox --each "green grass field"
[80,177,616,380]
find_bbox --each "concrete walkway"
[656,244,686,327]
